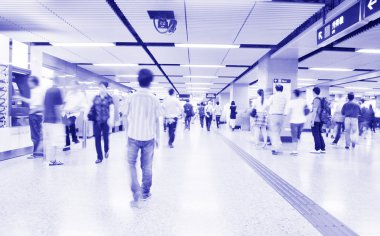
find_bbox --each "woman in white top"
[251,89,268,147]
[285,89,308,155]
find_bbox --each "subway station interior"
[1,0,380,235]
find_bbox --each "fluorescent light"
[51,43,115,47]
[356,49,380,54]
[345,87,371,90]
[186,83,213,85]
[116,75,138,78]
[310,67,353,72]
[180,64,225,68]
[187,87,210,90]
[183,75,218,79]
[298,78,315,81]
[93,63,139,67]
[175,43,239,49]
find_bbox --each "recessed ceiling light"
[175,44,239,49]
[183,75,218,78]
[116,75,138,78]
[93,63,139,67]
[186,83,213,85]
[345,87,371,90]
[180,64,225,68]
[356,49,380,54]
[51,43,115,47]
[298,78,315,81]
[187,87,210,90]
[309,67,353,72]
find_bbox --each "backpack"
[184,104,193,116]
[318,97,332,124]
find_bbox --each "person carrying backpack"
[183,100,194,130]
[310,87,327,154]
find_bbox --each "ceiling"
[0,0,325,95]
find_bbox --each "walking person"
[63,83,87,151]
[267,85,287,155]
[369,105,376,133]
[205,101,214,131]
[310,87,326,154]
[285,89,307,155]
[229,101,238,131]
[342,92,361,149]
[183,100,194,130]
[162,88,181,148]
[87,82,114,164]
[198,102,206,128]
[124,69,161,208]
[251,89,268,148]
[43,77,65,166]
[214,101,223,128]
[16,76,45,158]
[331,94,346,145]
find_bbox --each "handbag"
[303,105,310,116]
[250,108,257,118]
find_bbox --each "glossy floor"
[0,122,377,235]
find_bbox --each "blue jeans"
[29,113,43,156]
[128,138,155,200]
[185,115,192,129]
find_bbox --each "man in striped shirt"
[124,69,160,208]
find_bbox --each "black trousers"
[65,116,79,146]
[206,115,213,131]
[311,122,325,151]
[93,122,110,160]
[29,113,43,156]
[167,118,178,145]
[199,115,205,128]
[332,122,344,144]
[215,115,221,128]
[185,116,192,129]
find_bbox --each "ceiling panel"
[105,47,153,64]
[189,48,229,64]
[149,47,189,64]
[297,69,364,81]
[39,46,89,63]
[186,0,256,44]
[223,48,269,65]
[236,2,323,44]
[161,66,190,76]
[115,0,187,43]
[216,67,246,77]
[188,67,218,76]
[338,24,380,49]
[300,51,356,68]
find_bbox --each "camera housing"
[147,10,177,35]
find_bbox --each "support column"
[229,83,249,110]
[257,56,298,141]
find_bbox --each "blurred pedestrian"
[162,88,181,148]
[43,77,65,166]
[88,81,114,164]
[124,69,160,208]
[229,101,237,131]
[251,89,268,148]
[198,102,206,128]
[183,100,194,130]
[214,101,223,128]
[205,101,214,131]
[342,92,361,149]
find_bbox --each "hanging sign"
[317,2,360,45]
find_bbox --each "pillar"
[257,56,298,141]
[229,83,249,110]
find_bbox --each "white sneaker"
[310,150,321,154]
[290,151,298,156]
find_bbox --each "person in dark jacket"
[230,101,237,131]
[342,92,361,149]
[183,100,194,130]
[198,102,206,128]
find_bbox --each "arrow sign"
[318,31,323,40]
[368,0,377,10]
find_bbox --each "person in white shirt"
[267,84,287,155]
[63,83,88,150]
[162,88,182,148]
[285,89,307,155]
[124,69,161,208]
[251,89,268,147]
[205,101,214,131]
[214,101,223,128]
[331,94,346,145]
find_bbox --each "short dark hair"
[313,87,321,95]
[347,92,355,101]
[275,84,283,92]
[293,89,301,97]
[168,88,175,96]
[231,101,235,106]
[99,81,109,88]
[138,69,154,88]
[216,101,220,105]
[29,76,39,86]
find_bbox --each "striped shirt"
[267,92,287,115]
[124,88,160,141]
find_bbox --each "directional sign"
[365,0,380,18]
[317,3,360,45]
[206,93,216,99]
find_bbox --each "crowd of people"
[16,69,378,207]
